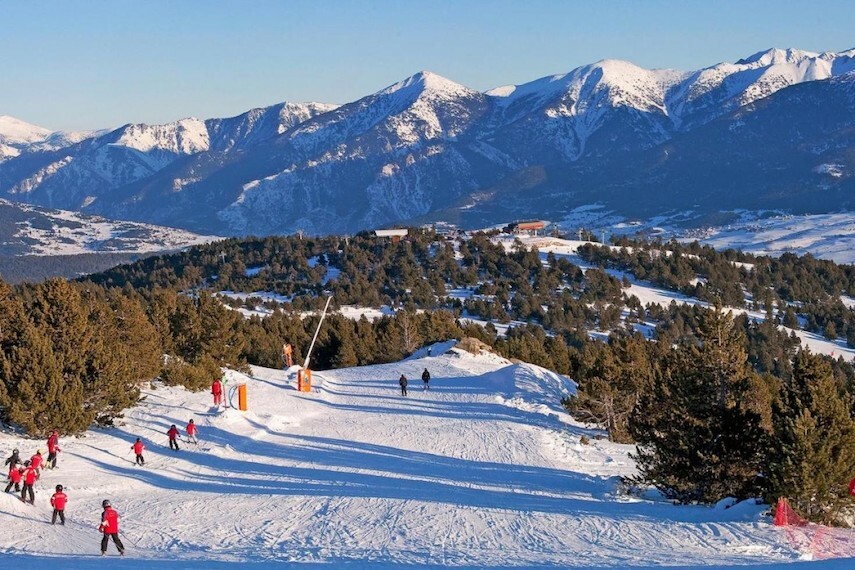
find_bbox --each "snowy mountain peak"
[735,47,820,66]
[378,70,477,101]
[0,115,52,144]
[112,117,210,155]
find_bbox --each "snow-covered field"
[3,346,854,568]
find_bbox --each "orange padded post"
[297,369,312,392]
[237,383,248,411]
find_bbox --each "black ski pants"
[47,451,57,469]
[169,438,180,450]
[101,532,125,554]
[4,480,20,493]
[21,483,34,503]
[52,508,65,525]
[400,385,407,396]
[135,454,145,465]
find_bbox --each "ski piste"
[2,345,855,568]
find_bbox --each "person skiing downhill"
[99,500,125,556]
[186,419,198,445]
[211,378,223,407]
[399,374,408,396]
[47,430,61,469]
[4,463,22,493]
[51,484,67,525]
[21,460,37,504]
[131,438,145,466]
[167,425,180,451]
[422,368,430,390]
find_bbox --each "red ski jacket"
[167,427,180,440]
[133,441,145,455]
[30,454,44,470]
[8,466,22,483]
[48,434,60,453]
[211,380,223,395]
[23,466,37,485]
[51,491,68,510]
[100,507,120,534]
[186,423,198,436]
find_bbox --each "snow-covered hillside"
[4,346,853,568]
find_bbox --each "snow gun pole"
[303,295,333,370]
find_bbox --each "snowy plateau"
[2,48,855,239]
[3,344,855,569]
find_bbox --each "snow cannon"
[297,368,312,392]
[228,383,248,411]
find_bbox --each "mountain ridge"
[2,47,855,236]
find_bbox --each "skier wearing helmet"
[51,484,67,525]
[4,448,21,469]
[99,499,125,556]
[21,460,37,504]
[167,425,181,451]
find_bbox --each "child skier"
[422,368,430,390]
[4,463,22,493]
[30,449,45,476]
[131,438,145,466]
[50,484,67,525]
[99,500,125,556]
[399,374,408,396]
[186,419,198,445]
[4,448,21,469]
[47,430,61,469]
[167,425,180,451]
[212,378,223,407]
[21,460,37,504]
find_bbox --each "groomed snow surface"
[3,346,854,569]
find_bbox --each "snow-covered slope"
[4,348,852,568]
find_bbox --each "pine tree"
[765,350,855,525]
[629,306,768,502]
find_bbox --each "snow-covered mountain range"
[2,47,855,237]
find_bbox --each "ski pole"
[119,530,139,549]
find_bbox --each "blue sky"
[2,0,853,131]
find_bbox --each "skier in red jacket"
[47,430,61,469]
[99,500,125,556]
[186,419,198,445]
[50,484,67,525]
[167,425,181,451]
[212,378,223,407]
[4,463,22,493]
[131,438,145,466]
[30,450,45,476]
[21,460,37,504]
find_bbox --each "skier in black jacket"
[399,374,408,396]
[421,368,430,390]
[4,448,21,469]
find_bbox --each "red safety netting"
[774,497,855,560]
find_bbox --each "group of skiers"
[3,386,217,556]
[399,368,431,396]
[4,430,61,503]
